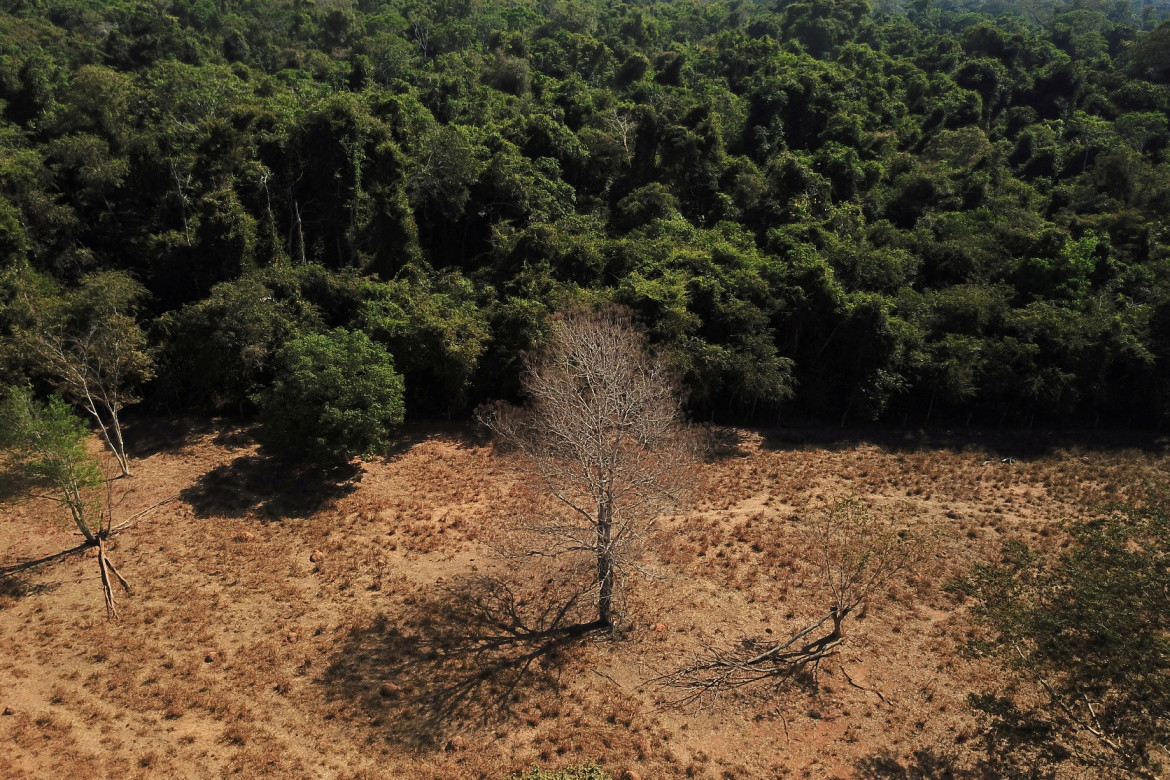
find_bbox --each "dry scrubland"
[1,420,1165,779]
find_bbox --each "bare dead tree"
[478,305,698,630]
[656,497,919,705]
[605,108,638,163]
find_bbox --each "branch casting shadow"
[320,575,601,747]
[855,748,985,779]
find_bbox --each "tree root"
[97,538,131,620]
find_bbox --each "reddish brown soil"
[1,419,1165,779]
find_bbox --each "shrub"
[258,328,404,465]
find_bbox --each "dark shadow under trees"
[758,425,1170,460]
[117,415,215,458]
[320,575,605,747]
[855,748,985,779]
[179,453,359,520]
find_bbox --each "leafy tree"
[0,387,131,617]
[1126,20,1170,83]
[258,328,404,466]
[959,494,1170,778]
[15,271,153,478]
[357,266,489,415]
[155,272,315,412]
[1,388,102,545]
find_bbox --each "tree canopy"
[0,0,1169,429]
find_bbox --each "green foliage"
[155,272,315,411]
[258,328,404,466]
[9,268,154,475]
[358,266,489,414]
[0,0,1168,427]
[958,493,1170,778]
[0,387,103,542]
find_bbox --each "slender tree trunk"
[76,382,131,477]
[104,401,131,477]
[289,195,307,265]
[65,484,97,544]
[598,549,615,628]
[597,504,615,628]
[829,604,849,640]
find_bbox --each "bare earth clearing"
[1,419,1165,779]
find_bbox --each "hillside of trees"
[3,0,1170,429]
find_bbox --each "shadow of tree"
[700,424,753,461]
[0,572,62,604]
[0,464,36,505]
[855,748,984,779]
[179,454,359,519]
[119,416,217,458]
[320,575,600,747]
[381,419,490,459]
[759,425,1170,459]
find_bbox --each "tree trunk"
[107,405,131,478]
[597,505,615,628]
[66,487,97,545]
[829,604,850,640]
[598,550,615,628]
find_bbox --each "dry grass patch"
[1,421,1166,778]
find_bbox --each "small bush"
[258,328,404,465]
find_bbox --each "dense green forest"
[3,0,1170,430]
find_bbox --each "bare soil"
[1,419,1165,779]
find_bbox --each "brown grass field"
[1,419,1165,779]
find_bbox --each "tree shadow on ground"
[700,424,754,461]
[381,418,490,460]
[0,464,36,504]
[179,453,359,519]
[759,425,1170,459]
[320,575,599,747]
[119,415,220,458]
[0,572,63,606]
[855,748,985,779]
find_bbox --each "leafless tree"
[478,305,698,630]
[605,108,638,163]
[657,497,919,705]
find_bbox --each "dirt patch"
[1,421,1165,779]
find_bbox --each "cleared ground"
[1,419,1164,779]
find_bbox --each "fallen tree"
[656,497,919,706]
